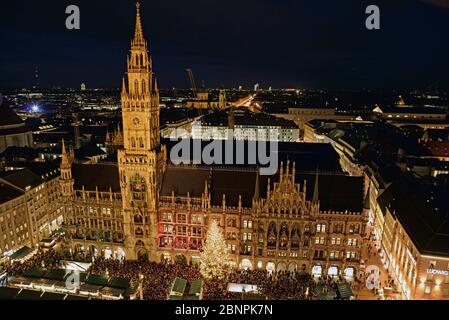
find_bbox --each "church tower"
[59,139,74,198]
[118,1,166,261]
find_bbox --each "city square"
[0,0,449,306]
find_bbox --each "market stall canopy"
[337,283,353,299]
[9,246,33,260]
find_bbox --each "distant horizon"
[1,85,448,94]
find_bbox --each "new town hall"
[60,3,368,279]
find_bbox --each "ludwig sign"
[427,268,449,276]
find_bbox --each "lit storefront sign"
[426,268,449,276]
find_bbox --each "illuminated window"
[348,225,355,234]
[177,214,187,224]
[424,286,432,295]
[191,215,201,224]
[135,80,139,94]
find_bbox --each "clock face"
[132,117,140,127]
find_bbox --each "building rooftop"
[0,168,45,191]
[0,183,24,205]
[375,106,447,115]
[0,101,24,127]
[160,165,364,212]
[162,139,343,173]
[0,146,39,161]
[74,142,106,160]
[199,109,298,128]
[71,163,120,192]
[377,176,449,258]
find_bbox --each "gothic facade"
[60,2,368,279]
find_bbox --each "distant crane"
[185,68,203,118]
[185,68,198,99]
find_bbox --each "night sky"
[1,0,449,90]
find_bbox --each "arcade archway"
[240,259,252,270]
[266,262,276,273]
[277,262,287,272]
[312,265,322,277]
[328,266,339,277]
[288,262,297,272]
[344,267,355,279]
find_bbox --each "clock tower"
[118,1,166,261]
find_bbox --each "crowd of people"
[2,249,352,300]
[88,257,201,300]
[87,257,347,300]
[3,249,63,277]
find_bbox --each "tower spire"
[61,138,66,154]
[133,1,145,46]
[312,168,319,203]
[60,138,71,169]
[154,77,159,93]
[121,77,127,95]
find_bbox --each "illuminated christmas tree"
[200,219,231,280]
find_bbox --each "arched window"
[131,174,146,203]
[267,222,277,248]
[139,137,144,148]
[134,215,143,224]
[131,137,136,148]
[142,79,146,94]
[135,80,139,95]
[349,224,355,234]
[290,223,300,249]
[135,227,144,236]
[279,223,289,248]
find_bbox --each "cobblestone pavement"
[353,225,403,300]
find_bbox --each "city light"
[0,0,448,307]
[31,104,40,112]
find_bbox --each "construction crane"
[185,68,203,118]
[185,68,198,99]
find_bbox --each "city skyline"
[1,0,449,304]
[1,0,449,90]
